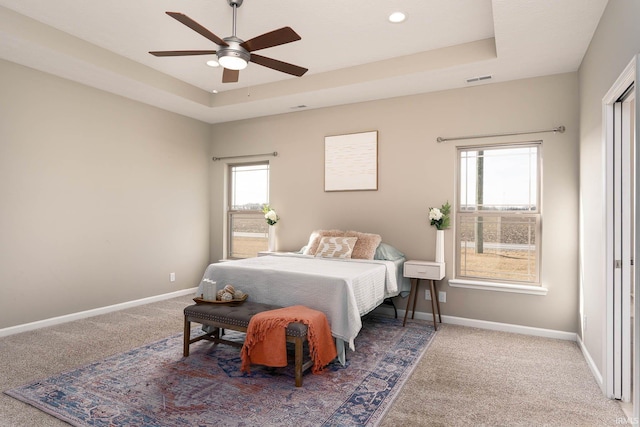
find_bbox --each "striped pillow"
[315,236,358,259]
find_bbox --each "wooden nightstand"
[403,260,445,330]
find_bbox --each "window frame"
[226,161,270,259]
[453,141,544,291]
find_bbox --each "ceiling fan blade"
[166,12,228,47]
[222,68,240,83]
[241,27,301,52]
[250,54,308,77]
[149,50,217,57]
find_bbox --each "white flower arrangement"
[262,204,279,226]
[429,201,451,230]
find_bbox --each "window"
[456,143,541,285]
[227,162,269,259]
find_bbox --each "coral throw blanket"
[241,305,337,374]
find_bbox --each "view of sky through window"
[231,164,269,209]
[460,146,538,210]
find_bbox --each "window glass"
[457,143,541,284]
[459,146,538,212]
[228,163,269,258]
[230,163,269,210]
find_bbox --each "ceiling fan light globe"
[218,55,248,70]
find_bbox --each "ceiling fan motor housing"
[218,36,250,65]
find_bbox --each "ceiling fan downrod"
[228,0,243,38]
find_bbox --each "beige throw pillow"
[303,229,345,255]
[315,236,358,259]
[345,231,382,260]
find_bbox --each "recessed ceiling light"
[388,12,406,23]
[212,89,219,94]
[206,59,220,68]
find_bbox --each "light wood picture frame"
[324,131,378,191]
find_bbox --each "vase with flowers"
[429,201,450,263]
[262,204,279,251]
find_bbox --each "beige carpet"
[382,323,626,426]
[0,295,627,426]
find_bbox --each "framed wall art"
[324,130,378,191]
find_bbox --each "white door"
[612,86,635,401]
[605,57,640,421]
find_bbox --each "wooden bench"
[183,301,313,387]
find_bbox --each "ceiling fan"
[149,0,308,83]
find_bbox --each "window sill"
[448,279,548,296]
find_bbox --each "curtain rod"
[436,126,565,143]
[212,151,278,161]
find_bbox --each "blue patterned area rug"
[5,314,435,426]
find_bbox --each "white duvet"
[196,253,404,351]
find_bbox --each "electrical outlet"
[425,290,447,303]
[170,272,176,282]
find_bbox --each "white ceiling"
[0,0,608,124]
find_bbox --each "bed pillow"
[301,232,320,255]
[374,243,405,261]
[303,229,345,255]
[344,231,382,260]
[315,236,358,258]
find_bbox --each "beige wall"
[210,72,580,333]
[578,0,640,381]
[0,37,587,336]
[0,59,211,329]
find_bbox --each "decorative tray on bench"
[193,294,248,305]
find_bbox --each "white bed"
[195,252,409,353]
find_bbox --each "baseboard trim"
[576,333,605,391]
[0,287,198,338]
[4,295,578,343]
[374,306,577,341]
